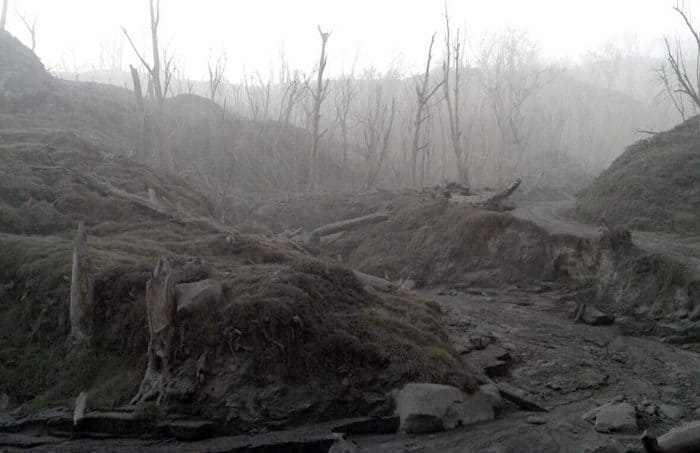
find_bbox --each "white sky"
[2,0,692,80]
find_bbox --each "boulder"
[657,420,700,453]
[588,402,637,433]
[175,279,223,315]
[394,383,495,434]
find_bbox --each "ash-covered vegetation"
[0,1,699,451]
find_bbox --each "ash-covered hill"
[0,30,470,429]
[575,116,700,234]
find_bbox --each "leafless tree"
[16,9,36,51]
[208,52,227,101]
[359,87,396,189]
[658,2,700,113]
[478,29,548,183]
[334,74,359,184]
[442,6,469,187]
[122,0,164,105]
[411,33,444,187]
[307,26,331,193]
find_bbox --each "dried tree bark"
[69,222,94,345]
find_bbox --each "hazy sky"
[2,0,691,80]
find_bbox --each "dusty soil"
[353,283,700,452]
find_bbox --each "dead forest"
[0,1,699,452]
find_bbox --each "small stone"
[399,279,416,291]
[593,402,638,433]
[329,439,358,453]
[658,404,686,421]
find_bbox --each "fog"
[2,0,688,78]
[1,0,697,190]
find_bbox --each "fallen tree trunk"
[480,178,521,210]
[303,210,390,247]
[353,270,396,292]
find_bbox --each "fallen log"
[353,270,396,292]
[479,178,521,210]
[303,210,390,247]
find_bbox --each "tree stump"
[69,222,94,345]
[131,258,177,407]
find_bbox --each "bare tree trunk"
[411,34,443,188]
[130,65,144,109]
[131,258,176,406]
[149,0,163,105]
[443,7,469,187]
[307,27,330,194]
[69,222,94,345]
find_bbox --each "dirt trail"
[513,200,700,277]
[353,285,700,452]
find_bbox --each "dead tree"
[659,2,700,113]
[0,0,7,31]
[208,52,227,102]
[334,75,359,187]
[131,258,176,406]
[442,7,469,188]
[16,9,36,52]
[69,222,94,345]
[307,26,331,194]
[360,88,396,190]
[130,65,144,108]
[122,0,164,106]
[478,30,547,183]
[411,34,444,188]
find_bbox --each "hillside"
[575,116,700,234]
[0,30,472,429]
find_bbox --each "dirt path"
[513,200,700,277]
[353,284,700,452]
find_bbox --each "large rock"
[394,383,494,434]
[656,420,700,453]
[585,402,637,433]
[175,279,223,315]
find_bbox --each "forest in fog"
[3,0,690,200]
